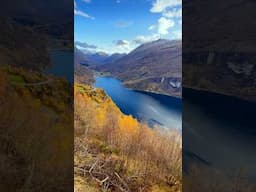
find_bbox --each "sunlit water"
[94,76,182,130]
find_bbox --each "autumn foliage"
[0,66,73,191]
[74,84,182,192]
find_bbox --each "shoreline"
[93,72,182,99]
[183,85,256,103]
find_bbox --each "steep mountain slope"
[97,39,182,97]
[183,0,256,101]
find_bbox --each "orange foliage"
[118,115,139,136]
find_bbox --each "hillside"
[0,17,50,70]
[96,39,182,97]
[74,83,182,192]
[0,66,73,191]
[75,48,94,84]
[1,0,73,40]
[183,0,256,101]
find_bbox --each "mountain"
[1,0,73,39]
[84,52,109,65]
[183,0,256,101]
[0,0,73,71]
[74,48,94,84]
[101,53,127,65]
[0,17,50,70]
[96,39,182,97]
[81,51,126,66]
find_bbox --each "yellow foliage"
[118,115,139,136]
[75,83,181,191]
[96,108,106,127]
[0,66,73,191]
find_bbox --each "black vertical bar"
[0,1,74,191]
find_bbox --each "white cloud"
[163,8,182,18]
[116,40,130,46]
[75,41,97,49]
[149,0,181,40]
[74,0,94,19]
[158,17,174,35]
[134,34,160,44]
[148,25,156,30]
[113,39,132,52]
[75,9,94,19]
[150,0,181,13]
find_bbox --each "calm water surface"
[94,76,182,130]
[183,88,256,178]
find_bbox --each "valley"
[74,39,182,191]
[78,39,182,97]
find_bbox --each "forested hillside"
[74,84,182,192]
[0,66,73,191]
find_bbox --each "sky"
[75,0,182,54]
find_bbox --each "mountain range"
[77,39,182,97]
[74,48,94,84]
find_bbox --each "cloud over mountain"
[75,41,97,49]
[116,40,129,46]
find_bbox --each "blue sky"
[75,0,181,53]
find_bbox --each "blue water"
[47,50,74,82]
[94,76,182,130]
